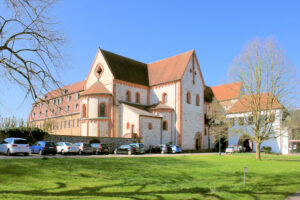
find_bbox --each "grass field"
[0,154,300,200]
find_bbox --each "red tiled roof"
[147,50,194,86]
[150,103,173,110]
[46,80,86,99]
[28,80,85,121]
[80,81,111,96]
[211,82,242,101]
[226,93,283,114]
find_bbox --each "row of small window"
[125,91,141,104]
[33,104,79,118]
[81,103,106,118]
[228,115,275,126]
[34,93,80,110]
[126,121,168,131]
[32,119,80,130]
[52,119,80,130]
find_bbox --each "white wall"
[181,57,205,150]
[153,111,172,144]
[119,104,140,137]
[116,83,148,105]
[227,109,288,154]
[85,50,114,92]
[140,116,162,150]
[150,82,180,145]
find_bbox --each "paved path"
[0,152,219,159]
[286,192,300,200]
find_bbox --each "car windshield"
[45,142,55,147]
[84,144,91,147]
[14,140,27,144]
[65,142,73,147]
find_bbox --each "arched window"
[126,90,131,102]
[135,92,140,104]
[82,104,87,118]
[187,91,191,104]
[196,94,200,106]
[162,93,167,103]
[148,122,152,130]
[99,103,106,117]
[163,120,168,130]
[126,122,130,129]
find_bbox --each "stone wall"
[46,135,135,153]
[181,57,205,150]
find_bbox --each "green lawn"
[0,154,300,200]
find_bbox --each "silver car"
[0,138,30,156]
[73,143,93,155]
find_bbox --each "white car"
[225,147,235,154]
[56,142,79,155]
[0,138,30,156]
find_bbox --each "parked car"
[91,143,109,155]
[114,145,136,155]
[0,138,30,156]
[30,141,57,155]
[170,145,182,153]
[73,143,93,155]
[225,147,235,153]
[56,142,79,155]
[129,143,145,154]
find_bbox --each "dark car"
[114,145,136,155]
[30,141,57,155]
[91,143,109,155]
[129,143,145,154]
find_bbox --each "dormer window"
[63,89,68,94]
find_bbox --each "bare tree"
[0,0,63,101]
[228,37,299,160]
[206,97,230,154]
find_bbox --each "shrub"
[262,146,272,154]
[89,139,100,144]
[0,127,49,144]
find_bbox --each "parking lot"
[0,152,218,159]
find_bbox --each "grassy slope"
[0,155,299,200]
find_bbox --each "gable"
[181,52,205,89]
[85,49,114,91]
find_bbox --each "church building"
[28,49,206,150]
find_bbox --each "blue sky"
[1,0,300,119]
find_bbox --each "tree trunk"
[256,143,261,160]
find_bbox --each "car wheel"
[7,149,12,156]
[24,153,29,156]
[39,149,44,156]
[52,153,56,156]
[29,149,32,155]
[79,150,82,155]
[95,151,99,155]
[61,150,65,155]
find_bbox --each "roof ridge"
[100,48,147,66]
[211,81,242,88]
[148,49,194,64]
